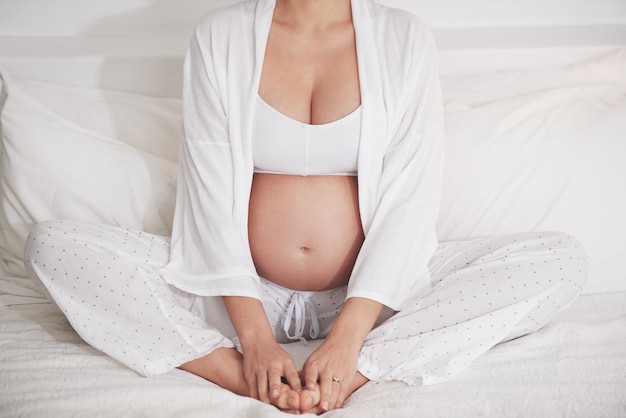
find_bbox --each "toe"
[272,385,300,411]
[300,388,321,412]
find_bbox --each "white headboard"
[1,0,625,96]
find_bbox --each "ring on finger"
[332,376,341,384]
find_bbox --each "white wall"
[386,0,626,28]
[1,0,625,95]
[1,0,625,37]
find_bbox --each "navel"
[298,246,312,254]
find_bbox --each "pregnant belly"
[248,174,364,291]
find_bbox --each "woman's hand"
[222,296,302,411]
[301,334,361,412]
[241,336,302,406]
[301,297,383,412]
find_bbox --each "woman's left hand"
[301,335,361,412]
[300,297,384,413]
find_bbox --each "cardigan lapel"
[351,0,387,233]
[233,0,275,222]
[252,0,275,106]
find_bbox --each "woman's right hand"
[241,336,302,405]
[221,296,302,410]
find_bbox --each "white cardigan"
[160,0,444,311]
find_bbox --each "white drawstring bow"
[283,292,320,344]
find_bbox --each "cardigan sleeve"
[347,18,444,311]
[159,22,262,299]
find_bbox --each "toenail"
[322,401,329,410]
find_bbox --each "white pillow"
[440,48,626,107]
[0,70,180,290]
[437,82,626,295]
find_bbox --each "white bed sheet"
[1,291,624,418]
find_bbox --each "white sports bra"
[252,95,361,176]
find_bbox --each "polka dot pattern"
[357,231,587,386]
[24,220,235,376]
[24,221,587,386]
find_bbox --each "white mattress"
[1,292,624,417]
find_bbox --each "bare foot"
[179,347,249,397]
[180,349,302,413]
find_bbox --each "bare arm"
[222,296,302,402]
[325,297,383,353]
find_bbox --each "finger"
[303,365,319,391]
[248,382,259,401]
[268,369,283,400]
[246,371,259,400]
[281,362,302,393]
[335,379,351,409]
[257,371,270,404]
[327,376,341,411]
[318,373,333,412]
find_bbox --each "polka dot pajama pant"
[23,219,587,385]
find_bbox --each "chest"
[258,21,361,126]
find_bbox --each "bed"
[1,0,625,417]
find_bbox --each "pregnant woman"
[24,0,587,414]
